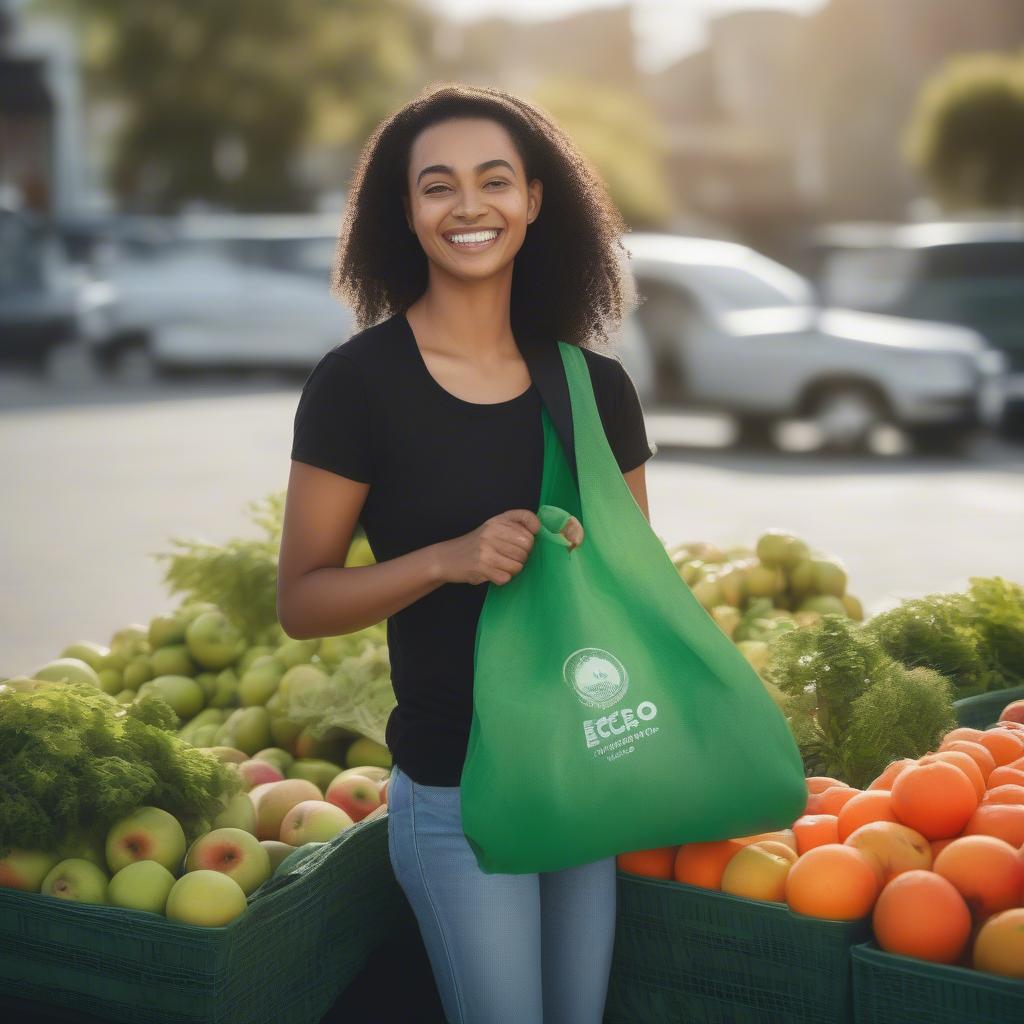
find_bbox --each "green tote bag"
[460,341,807,875]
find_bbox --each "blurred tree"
[29,0,431,211]
[531,76,674,230]
[903,49,1024,212]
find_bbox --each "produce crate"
[604,872,871,1024]
[0,813,403,1024]
[850,939,1024,1023]
[952,685,1024,730]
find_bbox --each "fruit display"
[617,698,1024,981]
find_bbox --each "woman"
[278,83,656,1024]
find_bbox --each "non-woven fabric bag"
[460,341,807,874]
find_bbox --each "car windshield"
[679,256,813,313]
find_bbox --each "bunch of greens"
[151,493,285,640]
[0,682,242,856]
[281,625,395,747]
[766,614,957,788]
[863,576,1024,699]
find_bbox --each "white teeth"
[447,229,499,245]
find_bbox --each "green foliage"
[29,0,429,211]
[281,625,394,746]
[0,683,242,855]
[904,49,1024,211]
[766,614,956,787]
[152,492,285,641]
[863,576,1024,698]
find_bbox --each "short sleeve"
[609,359,657,473]
[290,350,374,484]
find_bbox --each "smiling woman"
[279,83,654,1024]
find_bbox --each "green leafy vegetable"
[0,682,242,856]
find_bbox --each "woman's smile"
[442,227,503,252]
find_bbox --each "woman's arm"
[623,463,650,523]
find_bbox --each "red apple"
[325,773,383,822]
[236,759,285,790]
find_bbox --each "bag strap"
[518,334,578,489]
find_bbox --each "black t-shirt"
[290,312,656,785]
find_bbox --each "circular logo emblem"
[563,648,629,709]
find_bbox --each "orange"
[975,728,1024,767]
[918,750,985,801]
[982,784,1024,806]
[891,761,978,840]
[962,803,1024,847]
[872,870,972,964]
[988,766,1024,789]
[616,846,678,879]
[973,908,1024,979]
[805,776,849,795]
[673,839,745,889]
[933,834,1024,920]
[937,740,997,781]
[792,814,839,855]
[813,786,861,816]
[867,758,916,791]
[930,837,957,859]
[785,844,879,920]
[837,790,899,842]
[940,727,987,745]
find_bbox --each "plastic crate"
[0,813,403,1024]
[604,871,871,1024]
[851,940,1024,1023]
[952,685,1024,730]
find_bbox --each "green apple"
[166,870,247,927]
[185,827,271,896]
[106,806,187,874]
[279,800,353,845]
[252,747,294,774]
[216,707,272,756]
[237,646,274,675]
[287,759,343,792]
[185,611,247,671]
[212,792,258,834]
[41,859,108,904]
[273,638,320,670]
[345,737,392,770]
[150,643,195,677]
[250,779,322,841]
[0,849,60,891]
[59,640,110,672]
[148,611,189,650]
[137,675,204,721]
[122,656,153,690]
[238,657,285,707]
[96,668,124,695]
[31,657,101,688]
[208,669,240,709]
[108,860,176,914]
[189,723,221,747]
[259,840,296,872]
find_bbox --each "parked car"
[619,232,1007,453]
[81,213,353,380]
[806,220,1024,435]
[0,203,121,380]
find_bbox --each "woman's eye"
[424,180,508,195]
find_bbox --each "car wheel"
[807,384,887,453]
[732,413,779,450]
[43,341,101,386]
[107,339,158,384]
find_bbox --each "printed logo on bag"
[563,647,629,708]
[564,647,660,762]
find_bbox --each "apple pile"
[617,700,1024,980]
[25,600,394,778]
[1,759,391,927]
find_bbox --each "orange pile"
[615,710,1024,980]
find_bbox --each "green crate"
[851,940,1024,1023]
[952,685,1024,730]
[0,813,403,1024]
[604,872,871,1024]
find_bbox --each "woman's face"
[403,116,542,282]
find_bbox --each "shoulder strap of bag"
[517,333,579,489]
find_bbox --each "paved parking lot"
[3,368,1022,677]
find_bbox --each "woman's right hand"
[437,509,542,585]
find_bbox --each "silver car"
[616,232,1007,453]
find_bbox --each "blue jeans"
[386,764,617,1024]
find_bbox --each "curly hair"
[330,82,635,351]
